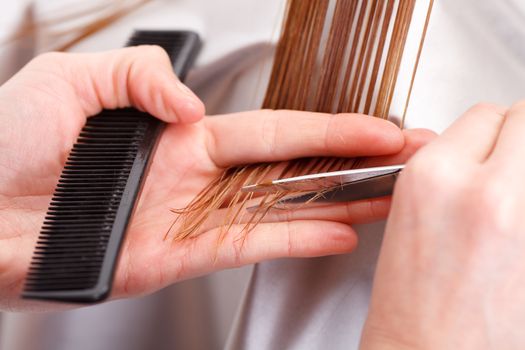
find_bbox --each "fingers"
[418,103,506,163]
[195,197,393,233]
[228,129,432,227]
[260,200,390,224]
[490,100,525,164]
[169,220,358,280]
[260,198,392,225]
[360,128,437,167]
[205,110,405,167]
[59,46,205,123]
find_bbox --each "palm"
[113,121,224,297]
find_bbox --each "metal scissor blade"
[242,165,404,193]
[270,171,400,210]
[245,165,403,212]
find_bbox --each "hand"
[0,47,431,312]
[361,103,525,349]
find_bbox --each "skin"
[0,46,433,312]
[361,103,525,349]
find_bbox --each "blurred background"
[1,0,525,349]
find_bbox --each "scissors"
[242,165,404,211]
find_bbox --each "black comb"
[22,30,201,303]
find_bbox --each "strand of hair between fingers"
[172,0,432,240]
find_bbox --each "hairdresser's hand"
[361,103,525,349]
[0,47,432,312]
[0,46,203,311]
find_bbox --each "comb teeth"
[23,30,201,304]
[126,30,201,80]
[23,111,161,300]
[127,32,187,52]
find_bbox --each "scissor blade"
[246,171,400,212]
[242,165,404,193]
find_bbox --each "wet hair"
[172,0,434,241]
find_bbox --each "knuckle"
[29,51,67,67]
[134,44,169,60]
[400,153,467,202]
[508,99,525,114]
[403,153,442,185]
[366,199,388,220]
[230,235,245,268]
[469,102,498,112]
[261,110,281,156]
[275,209,293,222]
[405,127,438,141]
[468,176,515,234]
[323,114,338,149]
[467,102,503,115]
[284,221,294,257]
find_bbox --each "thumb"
[47,46,204,124]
